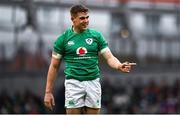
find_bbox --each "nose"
[84,18,88,23]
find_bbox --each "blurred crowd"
[0,77,180,114]
[0,86,65,114]
[0,43,50,72]
[101,77,180,114]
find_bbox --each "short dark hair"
[70,4,89,17]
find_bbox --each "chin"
[80,28,86,32]
[83,26,88,30]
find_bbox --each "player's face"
[72,12,89,32]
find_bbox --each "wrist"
[117,63,122,70]
[45,91,51,94]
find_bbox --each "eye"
[79,17,85,20]
[86,16,89,19]
[79,16,89,20]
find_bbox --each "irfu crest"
[86,38,93,45]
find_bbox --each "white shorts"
[64,78,101,108]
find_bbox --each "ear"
[71,17,74,21]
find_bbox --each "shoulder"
[86,28,103,38]
[62,27,72,36]
[57,27,72,39]
[87,28,101,35]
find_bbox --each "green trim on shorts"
[65,75,99,81]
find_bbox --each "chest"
[64,36,98,55]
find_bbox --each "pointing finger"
[128,63,136,66]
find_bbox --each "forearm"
[107,56,122,70]
[45,57,60,93]
[45,65,58,93]
[101,48,122,70]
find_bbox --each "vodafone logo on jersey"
[76,47,87,56]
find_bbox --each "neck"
[73,26,84,34]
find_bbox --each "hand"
[118,61,136,73]
[44,92,55,111]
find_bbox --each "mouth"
[82,23,88,28]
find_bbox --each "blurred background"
[0,0,180,114]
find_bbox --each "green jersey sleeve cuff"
[52,52,62,59]
[100,47,109,54]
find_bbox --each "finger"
[49,98,54,110]
[49,106,53,111]
[122,65,131,70]
[123,63,136,66]
[48,102,53,111]
[47,106,53,111]
[44,101,49,107]
[124,70,130,73]
[124,61,129,63]
[52,98,55,106]
[124,62,136,65]
[122,68,130,73]
[125,68,130,72]
[128,63,136,66]
[124,65,131,68]
[45,102,52,110]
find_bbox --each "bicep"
[50,52,61,69]
[101,48,114,61]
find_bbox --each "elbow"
[52,63,60,69]
[50,58,61,69]
[51,62,60,70]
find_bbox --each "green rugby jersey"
[53,27,108,81]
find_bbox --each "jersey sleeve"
[53,32,65,57]
[98,32,108,54]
